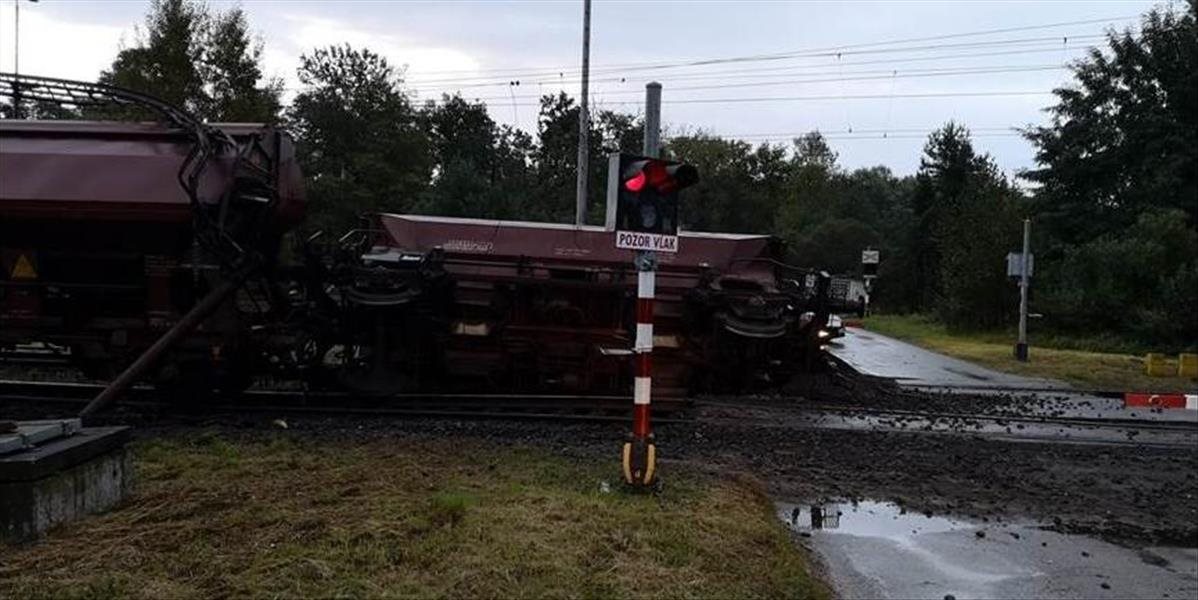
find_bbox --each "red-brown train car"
[0,119,305,386]
[328,213,828,395]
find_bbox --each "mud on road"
[680,402,1197,546]
[684,371,1197,546]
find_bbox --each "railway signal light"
[613,154,699,238]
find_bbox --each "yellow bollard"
[1145,353,1172,377]
[1179,353,1198,378]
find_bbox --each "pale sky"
[0,0,1170,176]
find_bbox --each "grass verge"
[0,432,826,599]
[862,314,1196,392]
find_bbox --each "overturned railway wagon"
[335,214,830,395]
[0,117,305,388]
[1,74,829,405]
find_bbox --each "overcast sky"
[0,0,1168,176]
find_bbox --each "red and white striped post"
[622,81,664,488]
[623,252,658,487]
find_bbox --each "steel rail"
[0,379,693,423]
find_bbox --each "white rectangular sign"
[861,250,880,264]
[1006,252,1034,277]
[616,230,678,253]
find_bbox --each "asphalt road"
[779,500,1198,600]
[827,328,1198,424]
[828,328,1069,390]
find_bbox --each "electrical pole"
[13,0,20,118]
[14,0,19,77]
[1015,218,1031,361]
[574,0,592,226]
[11,0,36,119]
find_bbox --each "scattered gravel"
[5,367,1196,548]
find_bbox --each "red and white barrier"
[1123,393,1198,410]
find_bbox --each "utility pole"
[14,0,18,77]
[13,0,21,118]
[1015,218,1031,361]
[11,0,36,119]
[574,0,592,226]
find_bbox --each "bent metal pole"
[79,266,253,420]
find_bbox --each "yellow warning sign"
[10,254,37,280]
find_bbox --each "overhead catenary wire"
[416,89,1056,108]
[419,64,1066,103]
[722,126,1018,137]
[746,132,1026,141]
[401,15,1137,79]
[405,32,1115,86]
[404,40,1109,93]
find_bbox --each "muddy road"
[680,402,1197,545]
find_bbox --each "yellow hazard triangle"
[11,254,37,280]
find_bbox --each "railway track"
[0,379,693,424]
[4,378,1191,447]
[700,397,1198,431]
[697,397,1198,449]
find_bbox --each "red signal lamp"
[624,171,646,192]
[622,159,698,195]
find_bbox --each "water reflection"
[790,503,842,529]
[778,500,968,538]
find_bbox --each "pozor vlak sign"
[616,230,678,252]
[611,153,698,253]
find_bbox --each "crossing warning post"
[615,82,701,489]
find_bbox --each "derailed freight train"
[0,118,306,389]
[327,214,830,395]
[0,74,830,401]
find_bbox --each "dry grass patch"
[0,431,825,599]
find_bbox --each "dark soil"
[4,369,1196,548]
[678,402,1198,546]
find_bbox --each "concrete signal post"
[609,82,698,490]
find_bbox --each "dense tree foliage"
[286,45,431,233]
[93,0,281,122]
[1024,2,1197,347]
[907,124,1023,327]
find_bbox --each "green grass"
[0,433,826,599]
[862,313,1196,392]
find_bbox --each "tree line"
[5,0,1194,350]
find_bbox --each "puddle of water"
[776,499,1022,598]
[777,499,969,540]
[774,499,1198,600]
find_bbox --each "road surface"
[827,327,1197,424]
[828,328,1069,390]
[779,500,1198,600]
